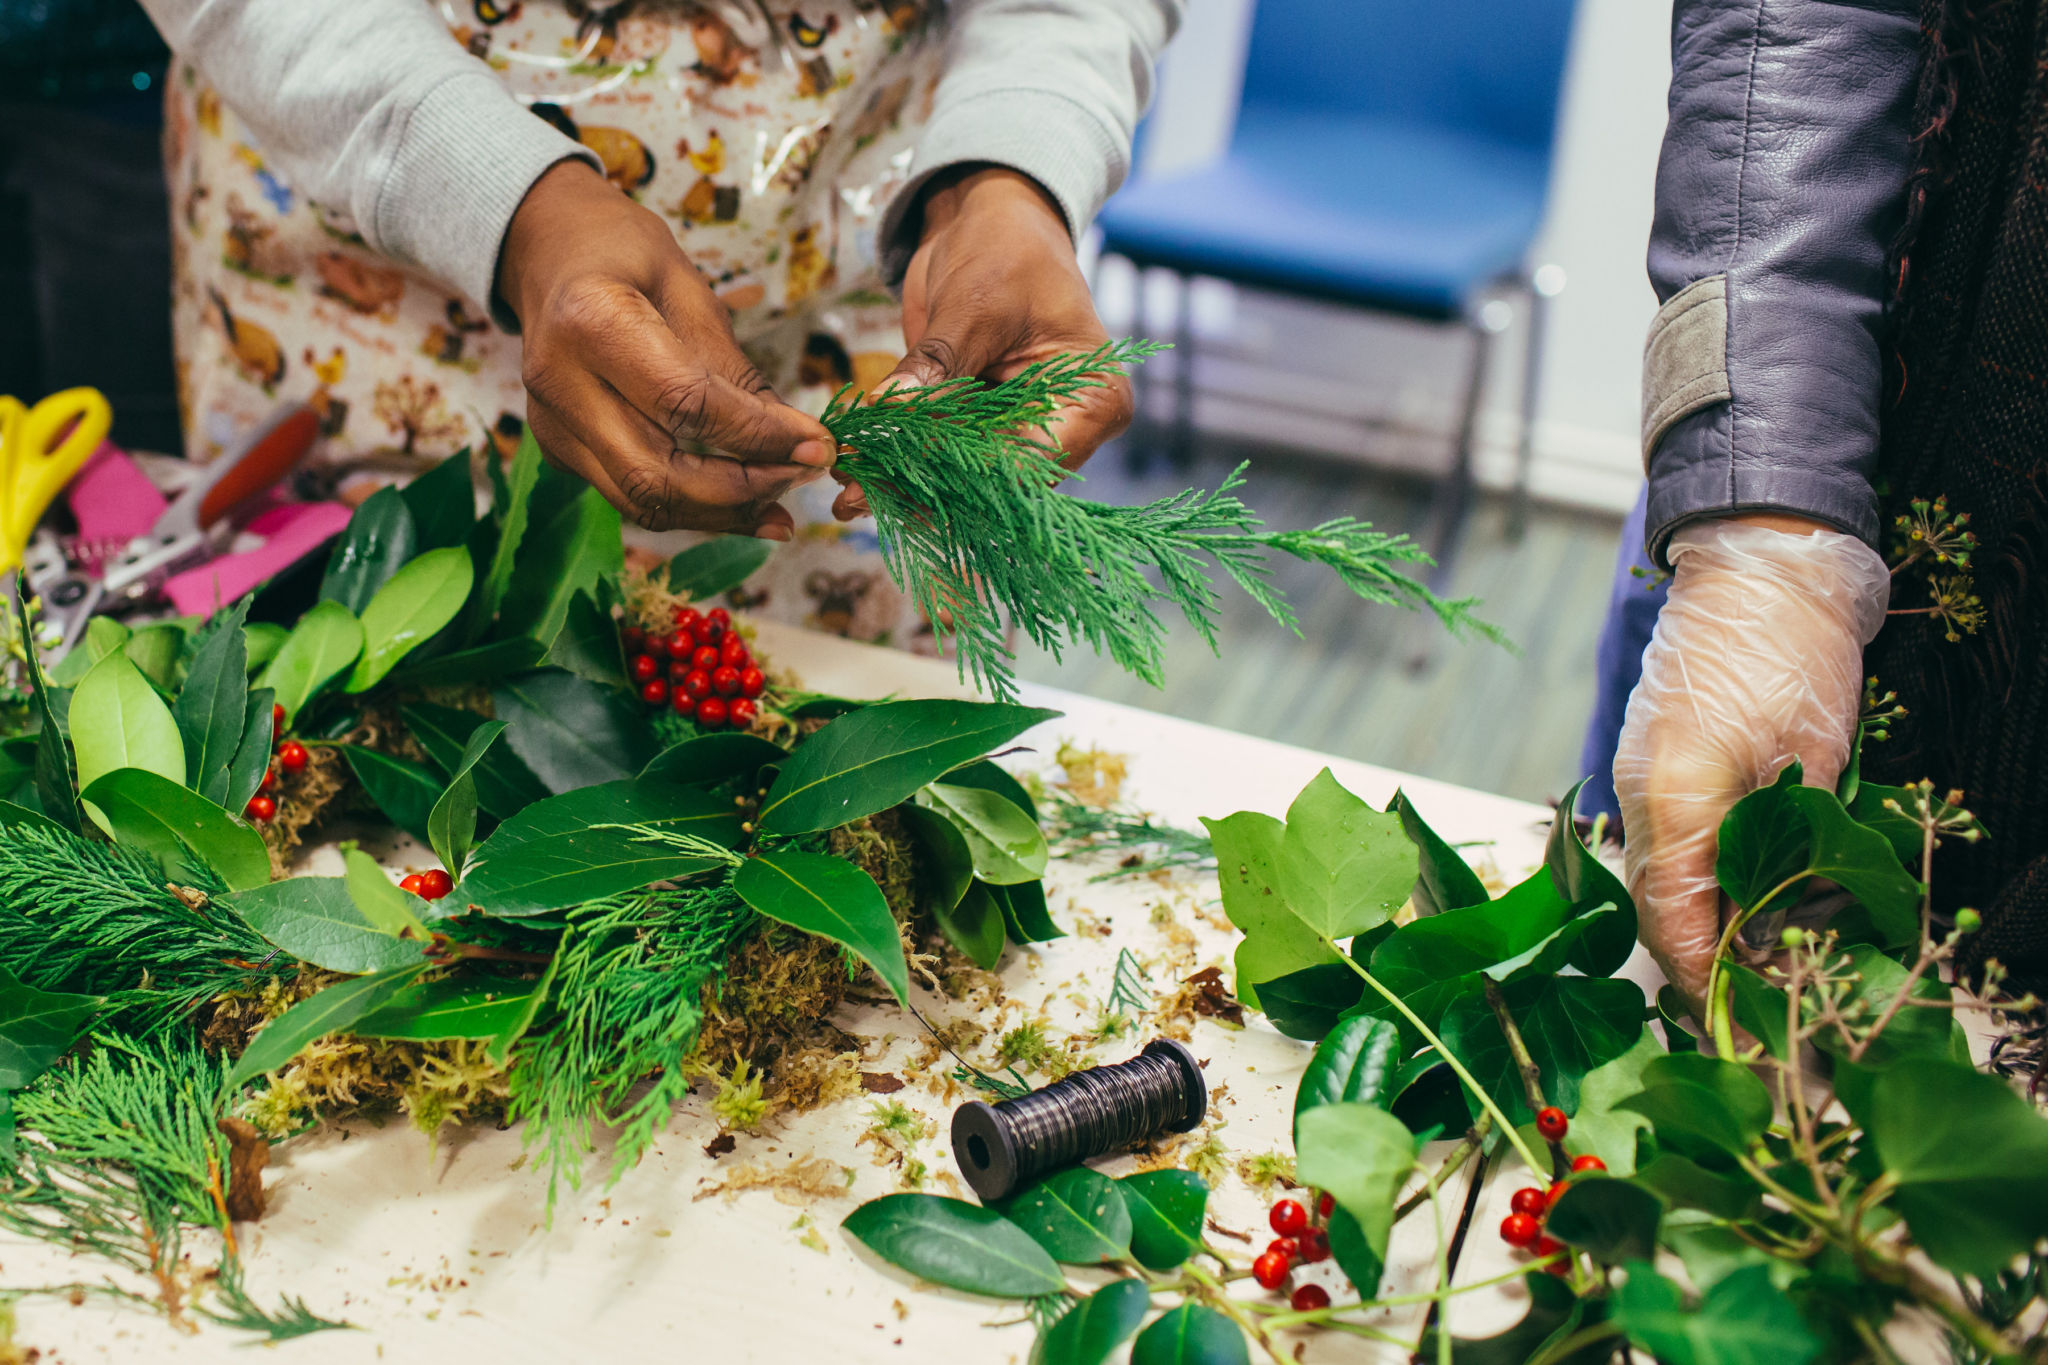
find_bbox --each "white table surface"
[6,621,1587,1364]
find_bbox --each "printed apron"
[166,0,948,652]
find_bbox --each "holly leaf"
[258,600,364,723]
[222,877,426,974]
[1035,1279,1147,1365]
[1118,1170,1208,1271]
[1203,809,1339,1013]
[174,598,251,805]
[1545,1177,1660,1263]
[80,767,271,893]
[1278,768,1414,941]
[841,1194,1065,1298]
[1294,1013,1403,1141]
[733,847,909,1004]
[71,650,184,799]
[461,779,741,917]
[320,485,416,613]
[1130,1304,1250,1365]
[0,964,100,1090]
[1440,975,1644,1127]
[1389,788,1489,916]
[1611,1263,1820,1365]
[427,720,506,879]
[1000,1167,1132,1264]
[347,547,474,692]
[666,535,773,600]
[228,965,428,1087]
[916,782,1048,885]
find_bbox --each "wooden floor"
[1013,437,1627,807]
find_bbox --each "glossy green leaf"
[1616,1054,1773,1165]
[1130,1303,1249,1365]
[1295,1014,1403,1140]
[491,667,653,793]
[1611,1263,1819,1365]
[1864,1058,2048,1278]
[399,448,478,553]
[1815,943,1962,1070]
[22,594,80,834]
[353,976,541,1048]
[0,798,62,834]
[222,877,425,975]
[1440,975,1644,1127]
[1546,776,1638,975]
[1553,1027,1659,1176]
[80,768,271,892]
[666,535,773,600]
[1545,1177,1660,1263]
[499,487,622,644]
[467,426,541,641]
[385,635,547,689]
[71,651,185,798]
[403,701,551,820]
[1482,903,1621,986]
[916,781,1048,885]
[338,745,440,845]
[640,732,789,789]
[461,779,742,917]
[1632,1153,1764,1220]
[1000,1167,1131,1264]
[1846,779,1922,865]
[123,623,185,691]
[1256,963,1364,1041]
[938,881,1006,970]
[1783,785,1921,946]
[1294,1101,1417,1294]
[49,616,129,687]
[543,590,625,687]
[1203,809,1339,1013]
[733,847,908,1003]
[0,964,100,1089]
[244,622,288,672]
[428,720,504,879]
[900,803,974,913]
[1365,869,1578,1034]
[224,685,276,814]
[1035,1278,1147,1365]
[841,1194,1064,1298]
[1716,764,1920,944]
[228,965,427,1087]
[758,699,1060,835]
[1714,764,1810,917]
[990,879,1063,945]
[1390,787,1488,916]
[1726,963,1791,1061]
[1119,1170,1208,1271]
[1278,768,1414,941]
[942,759,1038,819]
[347,546,474,692]
[343,848,430,941]
[320,485,417,612]
[258,600,364,722]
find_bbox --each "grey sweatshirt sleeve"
[138,0,593,317]
[877,0,1185,283]
[1640,0,1921,566]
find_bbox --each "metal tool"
[0,387,111,576]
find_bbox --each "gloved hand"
[1613,516,1891,1013]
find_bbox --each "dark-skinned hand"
[496,160,832,540]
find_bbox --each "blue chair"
[1098,0,1578,549]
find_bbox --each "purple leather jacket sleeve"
[1643,0,1921,565]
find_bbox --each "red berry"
[685,645,714,673]
[728,697,758,728]
[739,666,766,698]
[630,654,659,683]
[1317,1192,1334,1220]
[1534,1236,1563,1258]
[671,685,697,714]
[1252,1250,1291,1291]
[668,659,692,683]
[1297,1227,1329,1263]
[399,873,425,895]
[244,794,276,823]
[272,702,286,731]
[1510,1187,1547,1217]
[668,631,695,659]
[712,664,742,696]
[1500,1213,1541,1248]
[1570,1154,1607,1174]
[622,625,645,652]
[1266,1237,1299,1260]
[720,634,749,664]
[1289,1283,1330,1312]
[1545,1181,1572,1209]
[416,869,453,900]
[682,668,713,700]
[705,607,731,628]
[643,631,670,659]
[673,608,701,633]
[641,679,669,706]
[1269,1199,1308,1237]
[260,766,277,792]
[696,696,728,728]
[695,619,726,647]
[277,740,309,771]
[1535,1107,1569,1141]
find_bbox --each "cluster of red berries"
[622,606,764,730]
[243,703,303,824]
[398,869,453,900]
[1251,1194,1336,1311]
[1498,1107,1603,1271]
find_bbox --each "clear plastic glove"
[1614,517,1891,1013]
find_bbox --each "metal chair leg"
[1426,319,1491,592]
[1509,281,1548,543]
[1170,271,1197,470]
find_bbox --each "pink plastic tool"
[163,501,353,618]
[67,441,167,545]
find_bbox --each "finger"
[833,479,868,522]
[1038,368,1134,472]
[884,304,1018,393]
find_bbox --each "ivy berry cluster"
[1251,1194,1336,1310]
[621,605,765,730]
[1497,1107,1604,1271]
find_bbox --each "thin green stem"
[1430,1178,1452,1365]
[1704,868,1804,1055]
[1394,1116,1492,1223]
[1527,1320,1624,1365]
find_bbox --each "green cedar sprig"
[822,340,1501,700]
[1041,789,1215,883]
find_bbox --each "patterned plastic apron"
[166,0,948,651]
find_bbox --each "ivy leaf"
[916,782,1048,885]
[79,768,271,893]
[499,486,622,644]
[320,485,417,612]
[1611,1263,1819,1365]
[1714,763,1809,917]
[1035,1279,1147,1365]
[1244,962,1360,1041]
[1815,943,1962,1070]
[1616,1054,1772,1166]
[398,448,477,553]
[174,598,251,804]
[1277,768,1414,941]
[1000,1167,1132,1264]
[936,880,1006,970]
[543,591,626,688]
[228,965,428,1088]
[1294,1101,1417,1298]
[386,636,548,690]
[1118,1170,1208,1271]
[759,699,1059,836]
[492,668,656,795]
[467,424,541,642]
[1632,1153,1764,1221]
[666,535,773,600]
[1846,780,1922,865]
[1294,1014,1403,1141]
[1440,975,1643,1127]
[343,848,431,940]
[222,685,277,814]
[992,881,1063,945]
[1863,1058,2048,1278]
[428,720,505,879]
[403,702,551,820]
[461,779,742,917]
[1203,809,1338,1013]
[20,591,80,834]
[1545,1177,1660,1263]
[347,546,475,692]
[258,600,364,723]
[222,877,425,975]
[1552,1027,1660,1176]
[641,732,789,789]
[0,964,100,1089]
[1546,776,1637,975]
[841,1194,1065,1298]
[1130,1303,1250,1365]
[1716,764,1921,944]
[733,847,909,1004]
[1726,963,1791,1061]
[338,745,441,846]
[1782,785,1921,947]
[1365,870,1578,1036]
[71,650,186,804]
[1390,788,1488,915]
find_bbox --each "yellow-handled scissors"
[0,387,110,575]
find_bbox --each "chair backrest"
[1237,0,1578,155]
